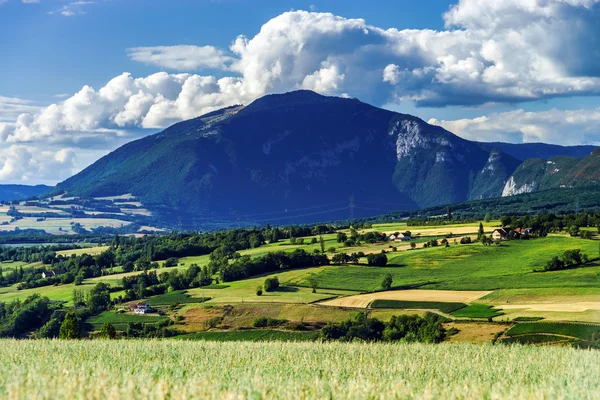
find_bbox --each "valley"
[2,217,599,348]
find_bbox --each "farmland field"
[86,311,169,329]
[0,340,599,399]
[320,289,491,308]
[294,236,600,292]
[369,299,467,313]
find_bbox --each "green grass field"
[86,311,169,330]
[292,236,600,291]
[369,299,466,314]
[0,340,598,399]
[451,304,502,318]
[506,322,600,340]
[177,329,318,342]
[146,291,210,306]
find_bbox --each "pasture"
[294,236,600,292]
[0,340,599,399]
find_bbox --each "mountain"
[51,91,526,225]
[0,185,52,202]
[49,90,598,227]
[502,148,600,197]
[478,142,596,161]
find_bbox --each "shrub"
[256,286,263,296]
[381,273,393,290]
[367,253,388,267]
[460,237,472,244]
[264,277,280,292]
[204,316,223,330]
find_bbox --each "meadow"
[292,235,600,291]
[0,340,599,399]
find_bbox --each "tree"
[484,213,491,223]
[112,233,121,248]
[410,242,416,250]
[336,232,348,243]
[367,253,388,267]
[477,222,485,240]
[100,322,116,339]
[319,235,326,254]
[381,273,393,290]
[87,283,112,313]
[59,312,80,339]
[332,253,349,264]
[447,206,452,221]
[264,277,280,292]
[256,286,263,296]
[309,278,318,293]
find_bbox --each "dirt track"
[320,290,492,308]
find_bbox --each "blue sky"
[0,0,451,101]
[1,0,600,184]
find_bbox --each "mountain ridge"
[50,91,598,227]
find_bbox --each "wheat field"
[1,340,598,399]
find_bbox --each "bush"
[164,257,179,268]
[204,316,223,330]
[367,253,388,267]
[460,237,472,244]
[264,277,280,292]
[381,273,393,290]
[256,286,263,296]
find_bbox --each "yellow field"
[320,289,492,308]
[0,217,132,234]
[56,246,110,257]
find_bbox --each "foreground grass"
[0,340,599,399]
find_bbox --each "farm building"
[130,302,151,315]
[515,228,533,235]
[491,228,509,240]
[395,232,412,241]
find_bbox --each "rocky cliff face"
[501,156,582,197]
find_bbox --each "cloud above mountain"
[430,107,600,145]
[2,0,600,181]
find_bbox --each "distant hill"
[49,90,600,228]
[501,148,600,197]
[479,142,596,161]
[0,185,52,202]
[369,185,600,222]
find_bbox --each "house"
[491,228,509,240]
[515,228,533,235]
[130,302,151,315]
[41,271,56,279]
[386,234,397,242]
[395,231,412,241]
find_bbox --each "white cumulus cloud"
[429,108,600,145]
[127,45,234,71]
